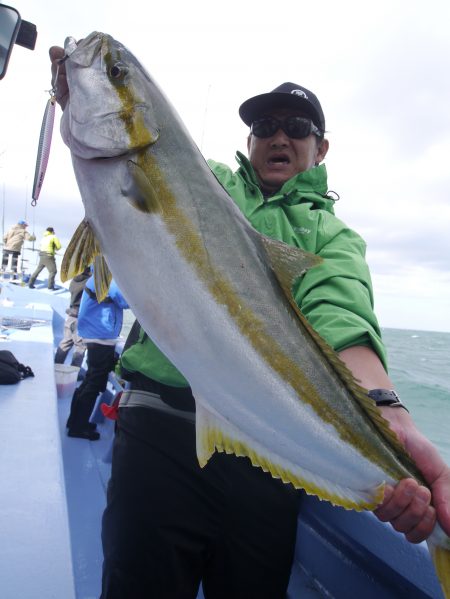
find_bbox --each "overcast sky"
[1,0,449,333]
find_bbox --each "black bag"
[0,350,35,384]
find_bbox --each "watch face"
[367,389,407,411]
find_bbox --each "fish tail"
[427,526,450,599]
[429,546,450,598]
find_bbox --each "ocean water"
[382,328,450,466]
[121,314,450,466]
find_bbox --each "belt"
[119,389,196,423]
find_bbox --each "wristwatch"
[367,389,409,412]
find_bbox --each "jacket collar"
[235,151,335,213]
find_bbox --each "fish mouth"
[63,36,79,57]
[64,32,109,68]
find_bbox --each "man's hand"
[49,46,69,110]
[338,345,450,543]
[374,406,450,542]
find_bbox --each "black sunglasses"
[250,116,321,140]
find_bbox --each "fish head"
[61,31,159,159]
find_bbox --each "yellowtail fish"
[58,32,449,596]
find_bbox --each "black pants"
[101,378,300,599]
[2,250,20,272]
[67,343,116,431]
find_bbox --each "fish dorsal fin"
[259,235,323,291]
[260,234,422,478]
[61,220,101,282]
[297,311,422,478]
[93,255,112,302]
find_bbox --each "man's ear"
[246,133,252,153]
[315,138,329,164]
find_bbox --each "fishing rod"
[1,150,5,243]
[1,181,4,246]
[199,83,211,153]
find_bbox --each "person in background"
[54,266,91,369]
[50,45,450,599]
[28,226,62,290]
[2,219,36,275]
[66,273,129,441]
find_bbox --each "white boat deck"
[0,285,77,599]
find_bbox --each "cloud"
[1,0,449,333]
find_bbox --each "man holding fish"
[50,40,450,599]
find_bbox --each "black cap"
[46,227,55,233]
[239,82,325,132]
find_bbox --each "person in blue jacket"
[66,273,129,440]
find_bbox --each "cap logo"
[291,89,308,99]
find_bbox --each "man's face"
[247,108,329,194]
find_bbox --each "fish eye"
[109,62,128,80]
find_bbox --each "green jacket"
[120,153,387,387]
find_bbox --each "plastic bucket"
[54,364,79,400]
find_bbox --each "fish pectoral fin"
[195,400,384,512]
[122,159,162,214]
[61,220,101,282]
[93,255,112,302]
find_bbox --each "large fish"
[59,32,449,595]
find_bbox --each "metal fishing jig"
[31,57,67,206]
